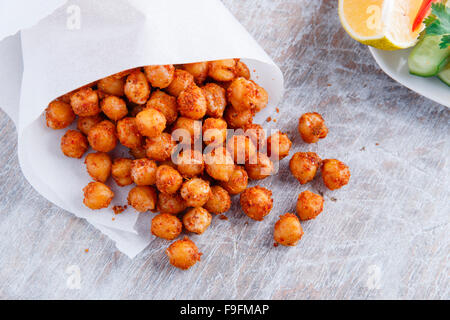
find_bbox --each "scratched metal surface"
[0,0,449,300]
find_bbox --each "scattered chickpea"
[45,100,75,129]
[220,165,248,195]
[202,117,227,146]
[127,185,157,212]
[208,59,236,82]
[143,65,175,89]
[88,120,117,152]
[204,146,235,182]
[227,77,261,112]
[145,132,176,161]
[97,75,125,96]
[146,90,178,124]
[70,87,100,117]
[83,181,114,210]
[183,207,212,234]
[135,108,166,138]
[77,115,103,136]
[124,70,150,104]
[131,158,157,186]
[151,213,182,240]
[240,186,273,221]
[245,152,274,180]
[176,149,204,178]
[298,112,328,143]
[156,165,183,194]
[267,131,292,160]
[166,237,202,270]
[61,130,88,158]
[166,69,194,97]
[100,96,128,121]
[204,186,231,215]
[157,192,187,215]
[85,152,112,182]
[289,152,321,184]
[273,213,303,246]
[116,117,143,149]
[111,158,133,186]
[321,159,350,190]
[296,191,324,221]
[202,83,227,118]
[177,85,207,120]
[180,178,211,207]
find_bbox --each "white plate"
[369,47,450,108]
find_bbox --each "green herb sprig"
[426,3,450,48]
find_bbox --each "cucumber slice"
[408,35,450,77]
[437,63,450,86]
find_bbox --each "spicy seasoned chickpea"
[135,108,166,138]
[143,64,175,89]
[227,135,257,164]
[204,146,235,182]
[245,152,274,180]
[296,190,324,221]
[183,207,212,234]
[273,213,304,246]
[171,117,201,145]
[235,60,250,79]
[267,131,292,160]
[131,158,157,186]
[99,96,127,121]
[116,117,143,149]
[204,186,231,215]
[127,185,157,212]
[61,130,88,158]
[124,70,150,104]
[180,178,211,207]
[208,59,236,82]
[182,62,209,84]
[166,69,194,97]
[146,90,178,124]
[97,75,125,96]
[202,83,227,118]
[177,85,207,120]
[156,165,183,194]
[166,237,202,270]
[111,158,133,186]
[151,213,182,240]
[77,115,103,135]
[252,83,269,113]
[176,149,204,178]
[46,100,76,129]
[298,112,328,143]
[145,132,176,161]
[289,152,321,185]
[321,159,350,190]
[129,145,147,159]
[88,120,117,152]
[70,87,100,117]
[157,192,187,215]
[202,117,227,146]
[83,182,114,210]
[85,152,112,182]
[240,186,273,221]
[227,77,259,112]
[224,106,253,129]
[243,123,266,150]
[220,165,248,195]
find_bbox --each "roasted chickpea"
[146,90,178,124]
[97,75,125,96]
[85,152,112,182]
[227,135,257,164]
[208,59,236,81]
[157,192,187,215]
[100,96,128,121]
[129,145,147,159]
[166,237,201,270]
[127,185,157,212]
[289,152,321,185]
[116,117,144,149]
[45,100,75,129]
[151,213,182,240]
[235,60,250,79]
[87,120,117,152]
[111,68,139,79]
[111,158,133,186]
[273,213,304,246]
[180,178,211,207]
[171,117,201,145]
[298,112,328,143]
[177,85,207,120]
[204,186,231,215]
[243,123,266,150]
[240,186,273,221]
[124,70,151,104]
[77,115,103,135]
[131,158,157,186]
[267,131,292,160]
[182,62,209,84]
[245,152,274,180]
[61,130,88,158]
[321,159,350,190]
[83,182,114,210]
[135,108,166,138]
[183,207,212,234]
[201,83,227,118]
[202,117,227,146]
[176,149,204,178]
[227,77,259,112]
[296,190,324,221]
[145,132,176,161]
[70,87,100,117]
[56,92,73,104]
[220,165,248,195]
[156,165,183,194]
[143,64,175,89]
[224,106,253,129]
[204,146,235,182]
[252,83,268,113]
[166,69,194,97]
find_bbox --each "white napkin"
[0,0,283,258]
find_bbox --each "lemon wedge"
[339,0,424,50]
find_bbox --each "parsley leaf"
[426,3,450,48]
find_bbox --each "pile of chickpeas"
[45,58,350,270]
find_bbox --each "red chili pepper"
[412,0,439,32]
